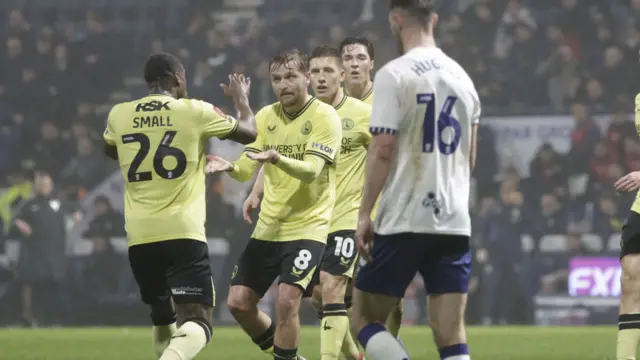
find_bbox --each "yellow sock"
[340,308,360,360]
[618,314,640,360]
[385,301,403,338]
[159,321,210,360]
[153,323,177,358]
[321,304,349,360]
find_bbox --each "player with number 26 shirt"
[103,53,256,360]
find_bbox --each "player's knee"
[149,298,177,326]
[275,292,301,322]
[226,286,258,316]
[622,255,640,301]
[428,294,466,347]
[175,303,212,324]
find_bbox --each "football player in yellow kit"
[103,52,256,360]
[206,49,342,360]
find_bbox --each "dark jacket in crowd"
[11,195,67,283]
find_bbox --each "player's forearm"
[360,143,395,217]
[234,98,256,132]
[273,154,324,183]
[230,154,259,182]
[250,166,265,197]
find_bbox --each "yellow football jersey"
[345,85,373,106]
[103,94,239,246]
[632,93,640,214]
[330,95,373,232]
[234,97,342,243]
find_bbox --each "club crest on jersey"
[422,192,455,221]
[342,118,354,131]
[301,120,312,135]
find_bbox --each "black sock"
[273,345,297,360]
[344,296,353,309]
[251,322,276,351]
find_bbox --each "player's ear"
[370,60,375,71]
[339,68,345,82]
[304,72,311,86]
[389,10,403,29]
[430,13,439,29]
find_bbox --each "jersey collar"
[334,94,348,110]
[282,97,316,121]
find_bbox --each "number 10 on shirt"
[417,93,461,155]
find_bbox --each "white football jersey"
[370,47,480,236]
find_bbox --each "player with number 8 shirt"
[243,45,370,360]
[206,49,342,360]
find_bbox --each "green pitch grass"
[0,326,616,360]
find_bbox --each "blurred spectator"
[476,187,530,324]
[10,170,67,327]
[84,196,125,239]
[568,102,602,174]
[593,192,625,242]
[82,226,121,298]
[530,194,569,245]
[60,137,106,190]
[538,232,591,294]
[529,144,566,198]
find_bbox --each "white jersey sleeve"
[370,67,404,135]
[372,47,479,237]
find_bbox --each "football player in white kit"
[350,1,479,360]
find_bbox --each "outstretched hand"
[615,171,640,193]
[246,150,279,164]
[205,155,234,173]
[221,73,251,102]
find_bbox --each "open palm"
[205,155,233,173]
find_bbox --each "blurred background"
[0,0,638,328]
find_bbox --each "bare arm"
[222,74,257,145]
[359,134,396,218]
[470,124,478,170]
[249,166,265,197]
[226,99,257,145]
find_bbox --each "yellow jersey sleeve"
[197,100,239,140]
[103,109,117,146]
[305,107,342,164]
[230,107,265,182]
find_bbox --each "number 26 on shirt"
[417,93,461,155]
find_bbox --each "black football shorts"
[621,211,640,259]
[303,230,359,297]
[230,238,325,298]
[128,239,215,307]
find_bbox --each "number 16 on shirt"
[417,93,461,155]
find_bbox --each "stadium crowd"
[0,0,639,326]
